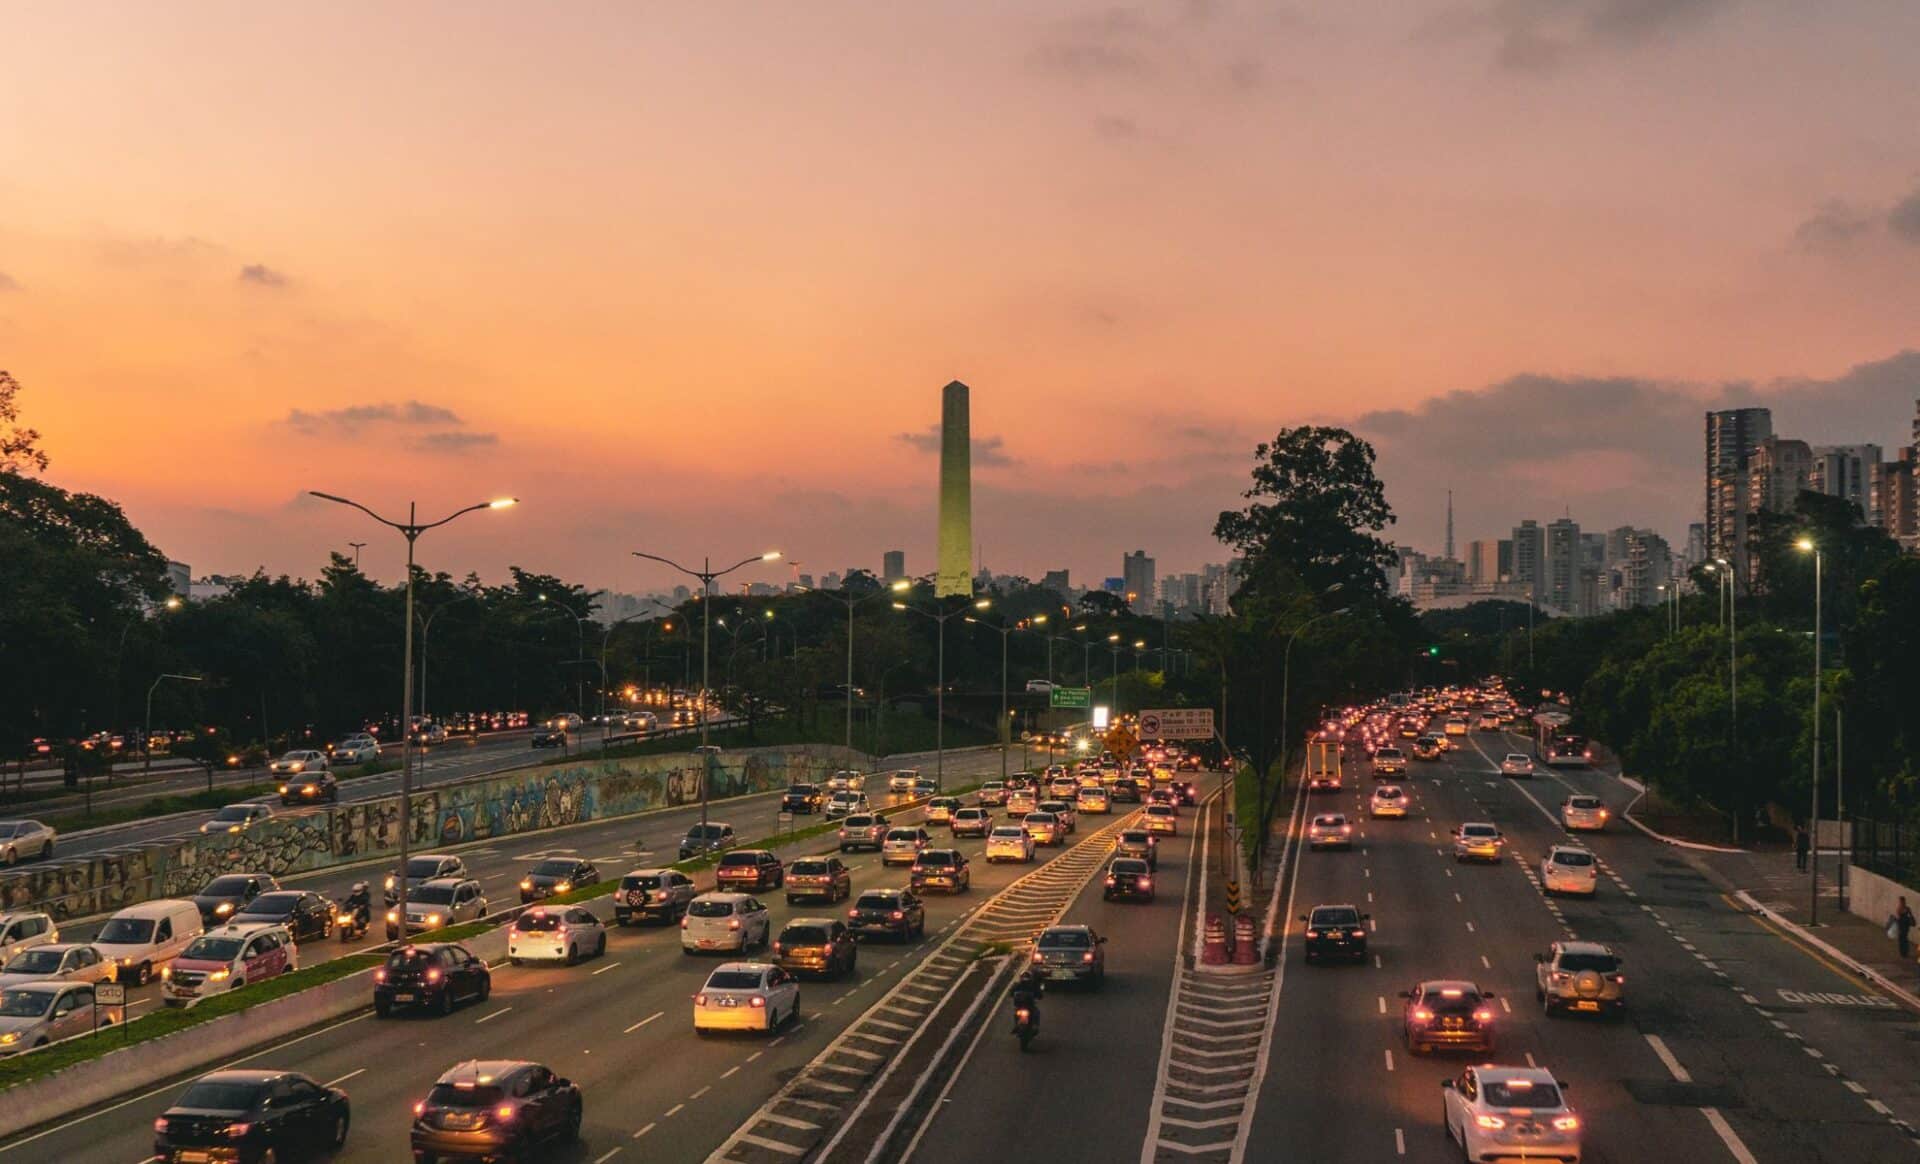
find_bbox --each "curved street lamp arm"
[632,551,700,580]
[308,491,402,531]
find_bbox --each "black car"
[772,917,858,979]
[411,1060,582,1162]
[1110,778,1142,803]
[1103,857,1155,902]
[519,857,598,904]
[530,727,567,748]
[781,784,826,813]
[232,890,333,943]
[847,889,925,942]
[154,1069,349,1164]
[1402,979,1497,1054]
[1302,904,1370,964]
[1170,780,1200,806]
[191,873,279,926]
[908,849,971,894]
[277,772,339,805]
[373,943,491,1017]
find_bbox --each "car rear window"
[1310,908,1359,926]
[955,809,985,819]
[843,815,874,827]
[718,853,760,866]
[781,926,829,945]
[621,875,663,891]
[1559,951,1618,973]
[1112,860,1149,874]
[1040,930,1091,948]
[886,829,919,841]
[1424,988,1482,1014]
[705,970,764,990]
[175,1081,265,1111]
[1484,1080,1563,1108]
[384,949,436,972]
[1569,796,1601,809]
[429,1083,505,1109]
[990,827,1025,838]
[791,860,831,875]
[688,900,737,918]
[514,914,563,931]
[1463,825,1497,837]
[1550,850,1594,866]
[1313,816,1345,826]
[854,894,896,909]
[916,851,958,867]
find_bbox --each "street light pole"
[966,615,1014,782]
[632,550,780,832]
[1798,537,1823,925]
[308,491,516,930]
[894,591,990,789]
[144,673,202,776]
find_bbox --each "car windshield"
[202,876,257,896]
[212,806,255,821]
[411,886,457,905]
[241,893,301,914]
[404,858,447,877]
[787,785,816,794]
[718,853,761,866]
[843,816,874,828]
[706,970,765,990]
[0,990,51,1017]
[429,1082,505,1109]
[1551,851,1594,867]
[1311,908,1359,926]
[1425,988,1482,1014]
[1040,930,1091,949]
[3,949,64,973]
[854,895,896,910]
[531,860,578,876]
[1112,860,1149,874]
[97,918,155,943]
[1569,797,1601,809]
[781,926,829,945]
[1559,951,1619,973]
[688,900,737,919]
[687,825,728,839]
[1483,1080,1563,1108]
[514,914,563,932]
[182,936,246,961]
[175,1081,265,1111]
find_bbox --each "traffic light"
[1428,645,1441,657]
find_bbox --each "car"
[199,803,274,836]
[191,873,281,926]
[679,822,736,859]
[0,820,55,866]
[1142,804,1178,836]
[160,923,296,1007]
[826,770,867,792]
[1411,736,1443,761]
[978,781,1009,807]
[530,726,567,748]
[0,943,110,989]
[1441,1066,1582,1163]
[1535,940,1626,1017]
[268,750,329,777]
[0,981,104,1054]
[614,868,696,925]
[410,1059,582,1161]
[1561,795,1609,832]
[847,889,925,941]
[881,827,932,866]
[713,849,784,892]
[1025,679,1055,694]
[781,784,827,813]
[508,905,606,965]
[375,942,490,1017]
[1048,776,1080,801]
[1308,813,1354,850]
[1103,858,1154,902]
[1301,904,1369,964]
[154,1070,351,1163]
[1031,925,1106,986]
[276,770,339,805]
[1115,828,1159,870]
[986,824,1035,863]
[1022,811,1065,847]
[780,856,850,905]
[91,901,203,985]
[1453,822,1504,863]
[1039,798,1078,833]
[1110,777,1142,803]
[887,769,920,793]
[1170,779,1200,806]
[681,892,771,954]
[1444,717,1469,736]
[909,848,971,893]
[0,912,59,965]
[694,961,799,1035]
[825,790,869,819]
[548,713,584,731]
[772,917,858,979]
[837,813,891,852]
[1145,787,1179,813]
[1369,785,1408,819]
[329,736,380,764]
[519,857,598,903]
[926,796,961,825]
[1478,712,1502,730]
[950,806,993,837]
[1371,748,1407,777]
[386,878,488,940]
[1541,845,1599,896]
[1500,753,1536,778]
[385,854,468,905]
[1076,784,1111,814]
[1545,734,1593,767]
[1402,980,1498,1054]
[912,776,941,798]
[1006,787,1039,816]
[231,890,334,943]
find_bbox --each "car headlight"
[215,903,234,915]
[555,882,571,893]
[387,910,399,923]
[520,880,533,890]
[208,969,230,981]
[279,785,289,794]
[0,1032,18,1045]
[426,914,442,926]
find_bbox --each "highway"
[0,753,1134,1163]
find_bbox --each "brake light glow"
[1082,951,1095,963]
[1349,929,1366,938]
[849,909,860,918]
[1305,930,1320,939]
[425,968,441,983]
[1474,1009,1493,1022]
[1138,878,1150,888]
[1475,1115,1507,1129]
[694,993,707,1006]
[749,995,766,1008]
[496,1104,514,1121]
[728,918,741,930]
[1412,1009,1433,1022]
[1553,1115,1580,1131]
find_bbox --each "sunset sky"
[5,2,1919,594]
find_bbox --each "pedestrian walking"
[1794,825,1811,872]
[1893,897,1916,960]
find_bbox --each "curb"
[1621,787,1745,854]
[1734,890,1920,1013]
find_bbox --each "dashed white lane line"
[1480,955,1492,969]
[323,1068,365,1088]
[746,1051,763,1063]
[1646,1033,1761,1164]
[663,1104,685,1118]
[633,1123,656,1139]
[1394,1127,1406,1155]
[624,1011,662,1033]
[1385,1049,1395,1072]
[721,1065,741,1079]
[475,1006,513,1024]
[1499,996,1512,1014]
[1465,922,1475,933]
[689,1085,711,1100]
[593,961,621,974]
[1378,996,1387,1014]
[1645,1034,1691,1081]
[1525,1052,1538,1068]
[595,1148,623,1164]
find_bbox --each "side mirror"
[553,1078,572,1090]
[1440,1080,1456,1091]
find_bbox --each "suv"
[1402,979,1497,1054]
[1114,829,1158,870]
[1535,940,1625,1017]
[785,856,852,904]
[950,807,993,838]
[782,784,826,814]
[881,827,931,866]
[614,868,695,925]
[908,849,970,894]
[1561,795,1608,831]
[1031,925,1105,987]
[384,855,467,905]
[386,878,487,940]
[978,781,1008,807]
[847,889,925,941]
[373,943,490,1017]
[410,1060,581,1162]
[679,822,736,860]
[772,918,857,979]
[825,791,868,819]
[1541,845,1598,896]
[837,813,890,852]
[715,850,786,892]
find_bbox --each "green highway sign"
[1050,686,1091,709]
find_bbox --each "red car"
[714,850,785,892]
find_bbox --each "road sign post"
[95,981,126,1037]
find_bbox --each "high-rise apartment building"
[1545,518,1581,615]
[1465,539,1502,585]
[882,550,906,583]
[1498,539,1513,581]
[1041,569,1071,596]
[1123,550,1156,614]
[1747,436,1812,516]
[1511,521,1544,606]
[1811,444,1880,520]
[1879,449,1917,544]
[1706,407,1773,568]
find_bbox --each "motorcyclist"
[1010,967,1046,1031]
[340,881,371,930]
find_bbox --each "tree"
[1213,426,1399,600]
[1077,590,1130,617]
[1841,556,1920,806]
[0,371,48,476]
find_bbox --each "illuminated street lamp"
[1796,536,1825,924]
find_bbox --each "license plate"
[720,997,738,1007]
[176,1153,211,1164]
[699,939,718,949]
[1575,1000,1600,1011]
[392,992,415,1002]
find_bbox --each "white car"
[1024,679,1055,694]
[694,961,798,1035]
[329,735,380,764]
[200,803,274,835]
[0,821,56,866]
[1307,813,1354,850]
[952,806,994,837]
[1561,795,1608,832]
[1499,753,1535,778]
[1369,785,1408,819]
[1143,804,1178,836]
[268,750,328,776]
[0,913,58,964]
[881,827,931,866]
[681,893,771,954]
[508,905,607,965]
[0,982,106,1055]
[1453,822,1505,863]
[385,878,487,939]
[1541,845,1598,896]
[1442,1066,1583,1163]
[887,770,920,793]
[1038,799,1078,833]
[0,944,111,989]
[824,791,868,819]
[985,825,1035,863]
[1076,785,1110,814]
[827,770,866,792]
[160,924,296,1008]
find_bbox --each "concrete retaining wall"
[2,746,849,919]
[1845,864,1915,934]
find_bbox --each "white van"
[92,899,205,986]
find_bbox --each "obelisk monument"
[936,380,974,598]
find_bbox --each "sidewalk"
[1697,843,1920,1002]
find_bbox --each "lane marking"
[625,1011,662,1033]
[323,1068,365,1088]
[1385,1049,1395,1072]
[474,1006,513,1024]
[633,1123,655,1139]
[663,1104,684,1118]
[595,1149,623,1164]
[593,961,621,975]
[1394,1127,1406,1155]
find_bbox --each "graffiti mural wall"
[3,748,844,920]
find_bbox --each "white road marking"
[1378,996,1386,1014]
[747,1051,763,1062]
[1385,1049,1395,1072]
[1480,955,1491,970]
[1465,922,1475,933]
[663,1104,684,1118]
[1394,1128,1406,1155]
[323,1068,365,1087]
[1525,1052,1538,1068]
[721,1065,741,1079]
[593,961,621,975]
[633,1123,655,1139]
[624,1011,662,1033]
[1499,996,1511,1014]
[595,1149,623,1164]
[475,1006,512,1023]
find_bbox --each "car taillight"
[891,910,905,920]
[1032,952,1044,963]
[496,1104,514,1121]
[1412,1009,1432,1022]
[728,918,741,930]
[1082,952,1095,963]
[225,1122,252,1137]
[694,993,707,1006]
[1349,929,1366,938]
[1475,1115,1507,1129]
[153,1118,168,1134]
[1138,878,1151,888]
[1553,1115,1580,1131]
[1104,876,1117,885]
[1612,974,1626,984]
[1474,1009,1493,1022]
[374,969,386,982]
[750,996,766,1008]
[848,909,860,918]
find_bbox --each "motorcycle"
[1012,1002,1039,1051]
[333,884,371,942]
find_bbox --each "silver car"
[1536,940,1625,1017]
[0,982,102,1055]
[267,750,328,776]
[200,803,274,835]
[385,878,488,939]
[1561,795,1608,832]
[681,893,772,954]
[1499,753,1535,778]
[0,944,111,989]
[0,821,54,866]
[1442,1066,1582,1161]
